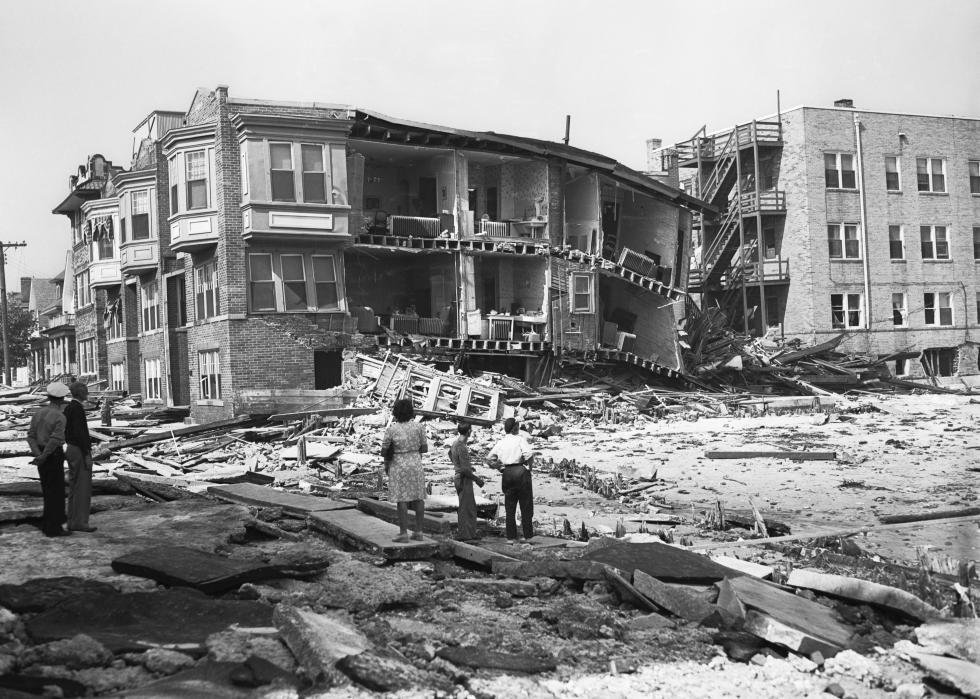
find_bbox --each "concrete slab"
[207,482,354,516]
[308,508,438,560]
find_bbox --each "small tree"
[2,293,35,375]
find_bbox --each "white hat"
[45,382,71,398]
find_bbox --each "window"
[831,293,863,329]
[198,349,221,400]
[75,270,91,308]
[195,260,220,320]
[248,254,276,311]
[141,280,160,332]
[885,156,901,191]
[889,225,905,260]
[168,157,179,214]
[976,292,980,322]
[920,225,950,260]
[144,358,161,400]
[916,157,946,193]
[970,161,980,194]
[96,234,114,260]
[78,339,96,376]
[270,143,295,201]
[132,190,150,240]
[110,363,125,392]
[312,255,339,309]
[105,300,123,340]
[974,227,980,260]
[281,254,307,311]
[824,152,856,188]
[570,273,594,313]
[924,292,953,326]
[301,144,327,203]
[185,150,208,209]
[891,293,908,327]
[827,223,861,259]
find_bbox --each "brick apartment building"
[665,100,980,379]
[52,86,705,419]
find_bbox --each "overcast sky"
[1,0,977,281]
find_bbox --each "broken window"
[199,349,221,400]
[885,156,901,191]
[301,144,327,203]
[281,254,307,311]
[923,292,952,326]
[831,293,862,329]
[248,254,276,311]
[891,293,907,327]
[827,223,861,259]
[570,273,593,313]
[185,150,209,210]
[195,260,220,320]
[916,157,946,193]
[312,255,339,310]
[270,143,295,201]
[920,225,950,260]
[824,152,856,189]
[888,225,905,260]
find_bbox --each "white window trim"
[185,149,210,211]
[311,254,340,310]
[195,260,220,320]
[144,358,162,400]
[198,349,221,400]
[300,143,328,204]
[916,157,947,193]
[110,362,126,392]
[920,225,951,260]
[831,293,863,329]
[825,152,857,189]
[570,272,595,314]
[888,225,905,260]
[269,142,296,202]
[248,252,345,313]
[885,155,901,191]
[827,223,862,260]
[891,292,908,328]
[141,280,161,332]
[923,291,953,327]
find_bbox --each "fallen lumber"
[505,391,602,405]
[878,507,980,525]
[356,497,454,535]
[112,470,205,502]
[786,569,941,622]
[99,416,254,453]
[268,407,378,423]
[705,450,836,461]
[883,377,971,395]
[692,514,980,551]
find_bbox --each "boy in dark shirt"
[65,382,96,532]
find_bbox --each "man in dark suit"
[26,382,70,536]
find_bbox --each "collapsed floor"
[0,361,978,697]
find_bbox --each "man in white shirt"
[487,418,535,542]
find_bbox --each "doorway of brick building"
[314,350,342,389]
[166,274,190,405]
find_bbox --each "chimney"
[646,138,663,172]
[834,98,855,109]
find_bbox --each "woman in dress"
[449,422,484,541]
[382,398,428,542]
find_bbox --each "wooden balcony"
[738,190,786,214]
[120,240,160,274]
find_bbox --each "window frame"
[888,225,905,260]
[75,270,92,308]
[109,362,125,392]
[269,142,296,202]
[830,292,863,329]
[105,300,124,340]
[194,259,220,320]
[311,254,340,310]
[923,291,953,327]
[973,226,980,261]
[168,156,179,214]
[280,253,308,311]
[247,253,277,312]
[144,358,161,400]
[920,225,950,260]
[970,160,980,195]
[827,223,862,260]
[570,272,594,313]
[141,279,160,332]
[885,156,901,191]
[185,149,209,210]
[300,143,327,203]
[891,292,908,327]
[824,152,856,189]
[198,349,221,400]
[131,189,151,240]
[78,339,97,376]
[916,157,946,193]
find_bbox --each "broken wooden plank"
[356,498,454,535]
[307,508,438,560]
[268,407,378,423]
[436,646,557,673]
[111,546,282,594]
[100,416,254,453]
[729,575,853,654]
[207,482,354,517]
[786,569,941,622]
[631,569,716,622]
[879,507,980,525]
[448,540,518,570]
[112,469,205,502]
[583,542,744,583]
[705,450,836,461]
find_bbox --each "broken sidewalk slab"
[273,605,370,682]
[631,569,717,623]
[729,575,854,657]
[448,540,518,569]
[207,482,355,517]
[26,588,273,653]
[895,640,980,699]
[111,546,285,594]
[0,495,43,522]
[490,559,607,581]
[436,646,557,674]
[915,619,980,664]
[602,566,659,612]
[357,497,455,535]
[786,568,942,623]
[337,649,429,692]
[0,577,117,614]
[582,541,745,583]
[308,508,438,560]
[709,555,774,579]
[114,660,296,699]
[705,450,837,461]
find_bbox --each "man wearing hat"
[26,382,70,536]
[65,382,96,532]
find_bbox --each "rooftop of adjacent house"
[28,278,61,314]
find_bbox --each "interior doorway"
[314,350,342,389]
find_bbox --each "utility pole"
[0,241,27,386]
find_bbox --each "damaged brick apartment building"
[37,85,705,419]
[657,99,980,381]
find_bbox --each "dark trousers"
[501,465,534,540]
[455,475,479,541]
[66,444,92,529]
[36,448,66,534]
